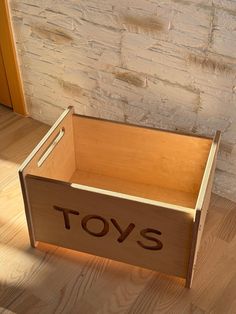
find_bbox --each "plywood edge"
[195,130,221,212]
[19,170,38,247]
[185,209,201,288]
[72,112,213,141]
[0,0,27,115]
[185,130,221,288]
[19,107,74,247]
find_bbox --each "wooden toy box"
[19,107,220,288]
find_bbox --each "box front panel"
[26,175,194,279]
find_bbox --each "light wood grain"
[25,174,194,278]
[73,115,212,196]
[19,106,75,180]
[0,105,236,313]
[0,0,27,115]
[19,106,75,247]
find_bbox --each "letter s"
[137,228,163,250]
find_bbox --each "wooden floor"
[0,105,236,314]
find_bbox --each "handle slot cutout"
[37,127,65,167]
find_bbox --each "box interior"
[29,114,213,209]
[70,116,212,209]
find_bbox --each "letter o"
[81,215,109,237]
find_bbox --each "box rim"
[73,111,213,141]
[195,130,221,213]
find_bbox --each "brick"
[122,33,191,86]
[211,9,236,58]
[169,1,212,49]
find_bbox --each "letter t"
[53,206,79,230]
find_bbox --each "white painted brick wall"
[9,0,236,202]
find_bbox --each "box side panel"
[20,109,76,181]
[25,175,194,279]
[186,131,221,288]
[19,107,76,247]
[73,115,212,195]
